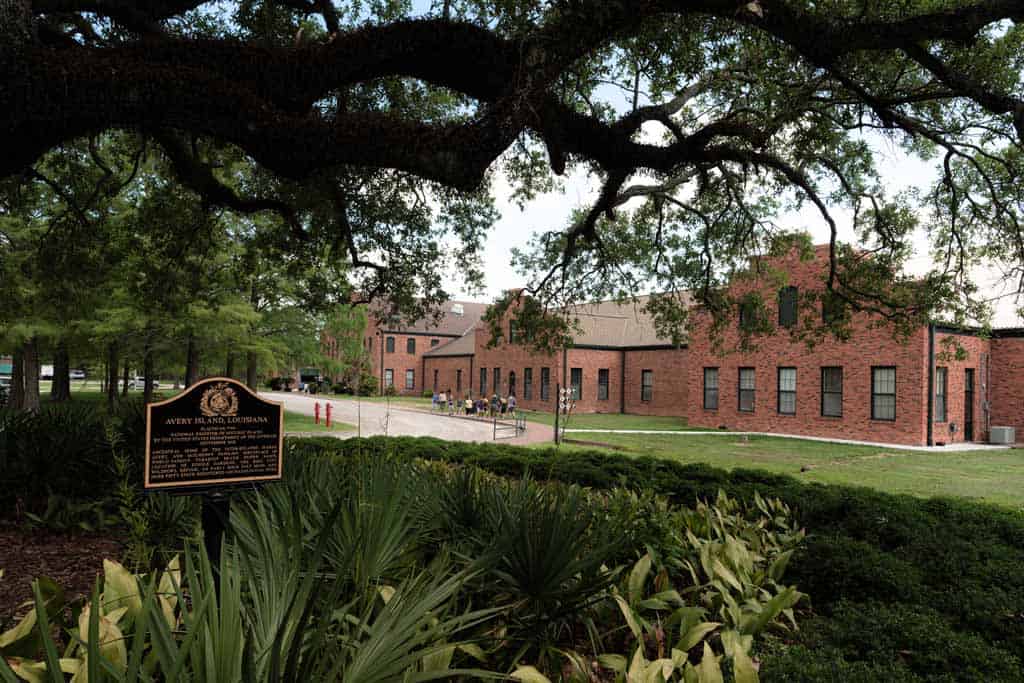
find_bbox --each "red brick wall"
[931,332,991,445]
[563,349,623,413]
[375,326,454,396]
[623,349,689,416]
[684,245,932,446]
[423,355,474,399]
[473,323,561,410]
[991,336,1024,438]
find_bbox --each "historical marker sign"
[144,377,284,490]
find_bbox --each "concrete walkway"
[266,392,548,445]
[561,429,1013,452]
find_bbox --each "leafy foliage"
[290,435,1024,681]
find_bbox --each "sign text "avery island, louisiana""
[144,377,283,490]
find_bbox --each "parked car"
[69,369,86,380]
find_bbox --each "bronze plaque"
[144,377,284,490]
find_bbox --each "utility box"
[990,426,1016,445]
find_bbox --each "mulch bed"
[0,521,123,624]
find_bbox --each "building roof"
[563,294,688,348]
[423,328,477,357]
[373,300,487,337]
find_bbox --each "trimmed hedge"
[287,435,1024,682]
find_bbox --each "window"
[368,337,373,352]
[540,367,550,400]
[822,293,847,324]
[480,367,487,396]
[778,286,798,328]
[405,369,415,390]
[407,338,416,354]
[871,366,896,421]
[641,370,653,402]
[777,367,796,415]
[456,369,462,393]
[433,369,438,391]
[509,320,518,344]
[430,338,439,347]
[493,368,501,395]
[738,300,756,329]
[935,367,948,422]
[384,369,394,388]
[386,336,395,353]
[598,369,609,400]
[821,367,843,417]
[509,371,516,396]
[738,368,755,412]
[570,368,582,400]
[524,368,533,400]
[703,368,718,409]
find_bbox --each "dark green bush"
[284,436,1024,681]
[791,600,1022,682]
[0,399,146,517]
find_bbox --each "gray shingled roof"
[423,328,477,357]
[373,300,487,337]
[563,294,689,347]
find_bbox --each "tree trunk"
[185,334,199,387]
[246,350,258,391]
[122,360,130,396]
[107,341,119,411]
[10,347,24,411]
[143,342,154,405]
[21,337,41,413]
[225,352,235,379]
[50,340,71,402]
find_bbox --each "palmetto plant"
[1,459,806,682]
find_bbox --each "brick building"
[356,300,488,396]
[337,245,1024,446]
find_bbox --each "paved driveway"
[266,392,546,445]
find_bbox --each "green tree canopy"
[2,0,1024,339]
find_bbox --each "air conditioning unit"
[990,426,1016,445]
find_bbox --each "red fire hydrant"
[325,403,332,429]
[314,402,320,425]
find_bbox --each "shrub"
[285,436,1024,681]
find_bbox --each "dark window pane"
[407,338,416,354]
[524,368,533,400]
[598,369,609,400]
[739,368,755,412]
[703,368,719,410]
[821,367,843,417]
[778,367,796,415]
[541,367,550,400]
[386,336,395,353]
[871,367,896,420]
[570,368,582,400]
[405,370,414,389]
[778,286,798,327]
[480,367,487,396]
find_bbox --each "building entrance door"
[964,369,975,441]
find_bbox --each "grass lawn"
[553,432,1024,508]
[283,410,355,433]
[520,411,716,431]
[37,387,353,432]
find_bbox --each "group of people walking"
[432,390,517,418]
